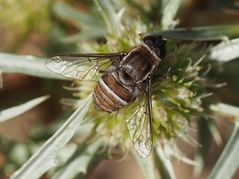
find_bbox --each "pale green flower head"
[61,0,211,157]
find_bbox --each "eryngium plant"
[58,0,209,156]
[1,0,238,179]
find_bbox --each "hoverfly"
[46,35,166,158]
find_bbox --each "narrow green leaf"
[53,2,104,28]
[210,103,239,120]
[146,24,239,41]
[0,70,3,88]
[161,0,181,30]
[193,117,211,176]
[11,94,93,179]
[0,53,63,80]
[208,120,223,146]
[209,103,239,179]
[133,152,156,179]
[0,95,49,122]
[155,144,176,179]
[210,38,239,62]
[208,124,239,179]
[52,138,104,179]
[93,0,122,35]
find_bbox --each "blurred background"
[0,0,239,179]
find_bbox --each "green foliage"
[0,53,62,79]
[155,143,176,179]
[0,95,49,122]
[210,38,239,62]
[134,152,156,179]
[209,123,239,179]
[0,0,239,179]
[149,24,239,41]
[52,1,106,43]
[11,95,92,179]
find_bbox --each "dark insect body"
[46,35,166,158]
[93,40,165,112]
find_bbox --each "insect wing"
[126,92,153,158]
[46,53,124,81]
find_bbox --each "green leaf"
[0,53,63,80]
[0,70,2,88]
[52,138,104,179]
[52,2,104,28]
[210,103,239,120]
[0,95,49,122]
[208,124,239,179]
[208,120,223,146]
[133,152,156,179]
[194,117,211,176]
[93,0,124,35]
[155,144,176,179]
[161,0,181,30]
[11,94,93,179]
[146,24,239,41]
[210,38,239,62]
[208,103,239,179]
[52,1,106,43]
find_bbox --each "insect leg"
[146,76,154,144]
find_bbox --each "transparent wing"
[126,86,153,158]
[46,53,124,81]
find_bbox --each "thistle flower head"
[62,0,212,157]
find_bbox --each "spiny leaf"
[0,95,49,122]
[53,1,104,28]
[155,143,176,179]
[193,117,211,176]
[208,103,239,179]
[0,53,62,80]
[161,0,181,30]
[146,24,239,41]
[209,123,239,179]
[52,138,104,179]
[210,38,239,62]
[133,151,156,179]
[210,103,239,120]
[11,94,92,179]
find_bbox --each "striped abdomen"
[93,73,138,113]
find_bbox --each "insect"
[46,35,166,158]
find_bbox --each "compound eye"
[154,48,161,57]
[143,36,155,47]
[144,39,153,47]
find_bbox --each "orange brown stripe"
[103,74,131,101]
[97,82,123,109]
[93,92,113,113]
[93,76,129,112]
[95,84,120,111]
